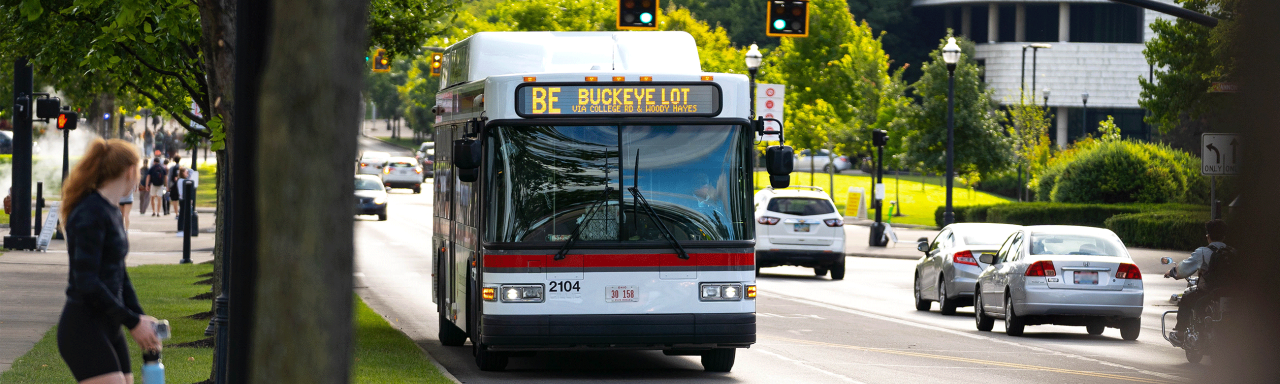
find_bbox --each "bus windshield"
[485,124,750,243]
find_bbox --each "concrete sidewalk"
[0,207,215,373]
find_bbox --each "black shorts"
[57,302,132,380]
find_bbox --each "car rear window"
[355,178,382,190]
[1030,233,1126,257]
[766,198,836,216]
[389,161,416,167]
[961,230,1018,246]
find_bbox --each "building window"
[1070,4,1143,43]
[1025,4,1059,42]
[999,5,1017,42]
[970,6,989,43]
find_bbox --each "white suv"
[754,186,847,279]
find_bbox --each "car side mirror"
[979,253,997,265]
[916,241,929,253]
[1160,257,1173,265]
[765,145,794,189]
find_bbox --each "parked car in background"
[974,226,1144,340]
[380,156,425,193]
[0,131,12,154]
[357,151,391,175]
[355,175,388,221]
[417,148,435,178]
[754,186,847,279]
[794,149,852,173]
[415,141,434,160]
[914,223,1023,315]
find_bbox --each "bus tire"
[701,348,735,372]
[438,311,467,346]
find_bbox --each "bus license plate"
[605,286,637,302]
[1074,271,1098,285]
[794,223,810,232]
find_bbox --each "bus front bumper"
[480,313,755,350]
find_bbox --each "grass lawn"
[1,209,8,225]
[194,162,217,208]
[754,171,1011,227]
[0,263,451,384]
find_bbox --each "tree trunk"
[249,0,368,381]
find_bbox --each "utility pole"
[5,58,36,250]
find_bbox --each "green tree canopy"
[1140,0,1236,144]
[905,34,1010,178]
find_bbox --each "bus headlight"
[700,283,744,301]
[499,285,544,303]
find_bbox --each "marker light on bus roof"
[523,76,536,82]
[612,76,625,82]
[585,76,598,82]
[639,76,653,82]
[701,76,714,81]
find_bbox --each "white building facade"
[912,0,1174,147]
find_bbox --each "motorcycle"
[1160,257,1231,364]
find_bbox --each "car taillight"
[839,156,848,162]
[823,218,843,227]
[953,250,978,266]
[415,167,422,174]
[757,216,780,225]
[1025,260,1057,277]
[1116,263,1142,279]
[360,162,368,167]
[382,167,390,174]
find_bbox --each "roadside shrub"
[0,154,11,165]
[1050,141,1194,203]
[975,171,1020,199]
[935,202,1206,228]
[1105,210,1209,251]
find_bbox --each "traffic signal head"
[872,129,889,147]
[371,48,390,73]
[766,0,809,37]
[57,111,78,130]
[617,0,658,30]
[429,53,443,77]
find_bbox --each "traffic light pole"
[5,58,36,251]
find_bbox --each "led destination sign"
[516,83,721,117]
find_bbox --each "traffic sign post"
[1202,133,1239,219]
[756,83,783,142]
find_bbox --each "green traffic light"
[773,19,786,30]
[639,12,653,24]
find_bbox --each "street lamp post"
[942,38,961,226]
[1082,92,1089,137]
[1020,44,1051,104]
[745,44,762,185]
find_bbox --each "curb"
[845,220,937,230]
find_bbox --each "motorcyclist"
[1164,219,1228,346]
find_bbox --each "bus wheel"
[438,311,467,346]
[701,348,735,372]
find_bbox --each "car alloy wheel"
[1004,296,1025,336]
[938,279,957,316]
[914,274,930,311]
[975,291,994,332]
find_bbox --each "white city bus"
[430,31,792,372]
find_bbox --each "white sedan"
[974,226,1144,340]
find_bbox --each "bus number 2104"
[549,281,580,292]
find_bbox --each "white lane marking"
[766,291,1187,382]
[755,348,866,383]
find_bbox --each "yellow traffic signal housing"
[429,53,443,77]
[371,48,391,73]
[617,0,659,30]
[766,0,809,37]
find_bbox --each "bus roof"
[439,31,703,89]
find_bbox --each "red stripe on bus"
[482,253,754,268]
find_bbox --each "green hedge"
[1105,210,1209,250]
[1033,140,1206,204]
[935,203,1211,250]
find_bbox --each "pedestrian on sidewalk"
[145,158,167,216]
[160,159,171,215]
[57,138,162,384]
[137,164,149,215]
[142,128,153,157]
[118,194,132,231]
[168,156,182,216]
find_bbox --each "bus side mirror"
[454,138,481,182]
[765,145,793,189]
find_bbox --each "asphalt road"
[353,136,1205,383]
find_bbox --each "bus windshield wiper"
[626,149,689,260]
[555,157,615,261]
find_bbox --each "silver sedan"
[913,223,1021,315]
[973,226,1144,339]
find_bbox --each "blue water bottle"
[141,351,165,384]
